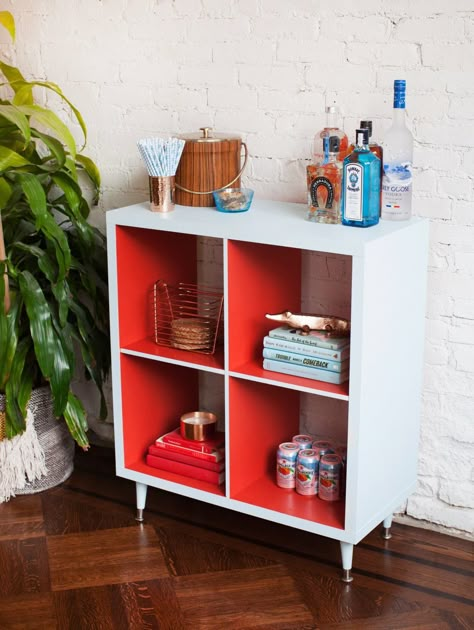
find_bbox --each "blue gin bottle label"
[344,163,363,221]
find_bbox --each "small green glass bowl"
[213,188,254,213]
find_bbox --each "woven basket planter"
[0,386,75,497]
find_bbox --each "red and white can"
[295,449,319,496]
[276,442,299,489]
[318,453,342,501]
[292,434,313,450]
[312,440,334,459]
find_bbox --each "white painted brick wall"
[5,0,473,537]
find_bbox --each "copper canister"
[175,127,248,207]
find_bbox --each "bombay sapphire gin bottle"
[341,128,380,228]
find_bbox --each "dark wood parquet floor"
[0,446,472,629]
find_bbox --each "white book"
[263,358,349,385]
[263,336,350,362]
[263,348,348,373]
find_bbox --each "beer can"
[276,442,299,489]
[319,453,342,501]
[292,434,313,450]
[312,440,335,459]
[295,449,319,496]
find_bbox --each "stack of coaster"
[170,317,215,351]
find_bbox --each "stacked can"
[312,440,334,458]
[292,434,313,450]
[276,442,299,489]
[319,453,342,501]
[295,449,319,496]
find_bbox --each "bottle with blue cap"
[381,80,414,221]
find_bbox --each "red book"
[159,427,225,454]
[148,444,224,472]
[153,435,225,463]
[146,453,225,485]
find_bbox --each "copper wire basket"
[153,280,224,355]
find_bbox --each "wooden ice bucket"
[175,127,248,207]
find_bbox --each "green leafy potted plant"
[0,10,109,481]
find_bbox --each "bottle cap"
[359,120,373,137]
[328,136,340,153]
[355,128,369,145]
[393,79,406,109]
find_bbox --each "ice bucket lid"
[179,127,241,144]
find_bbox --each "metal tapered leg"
[382,514,393,540]
[135,482,148,522]
[340,541,354,583]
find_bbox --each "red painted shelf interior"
[129,459,226,498]
[122,337,225,371]
[115,226,224,352]
[120,354,225,469]
[228,377,346,530]
[226,239,351,399]
[227,240,302,372]
[233,475,345,529]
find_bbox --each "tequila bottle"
[381,80,413,221]
[313,105,348,165]
[341,128,380,228]
[348,120,383,163]
[307,135,342,224]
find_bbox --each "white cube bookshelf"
[106,199,429,581]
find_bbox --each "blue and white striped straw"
[137,137,186,177]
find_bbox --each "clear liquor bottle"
[381,80,413,221]
[307,135,342,224]
[313,105,349,165]
[341,128,380,228]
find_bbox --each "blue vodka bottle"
[341,128,380,228]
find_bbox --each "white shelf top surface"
[107,198,426,256]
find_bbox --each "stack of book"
[146,427,225,485]
[262,326,350,385]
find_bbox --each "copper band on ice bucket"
[180,411,217,441]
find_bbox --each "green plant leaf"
[0,145,31,169]
[0,266,19,389]
[5,338,34,438]
[9,81,33,106]
[0,11,15,42]
[16,172,71,280]
[16,80,88,150]
[11,242,56,283]
[52,172,94,247]
[76,154,100,204]
[0,176,12,209]
[69,302,108,420]
[0,104,30,144]
[18,270,72,417]
[17,170,47,216]
[52,172,82,216]
[0,61,27,95]
[63,392,89,449]
[17,104,77,158]
[32,129,66,168]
